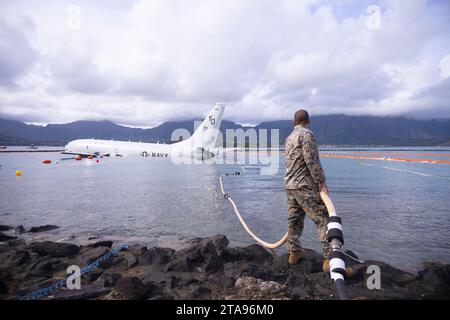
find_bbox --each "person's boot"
[322,259,356,278]
[288,250,306,265]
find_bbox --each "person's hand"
[320,180,329,195]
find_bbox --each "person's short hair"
[294,109,309,125]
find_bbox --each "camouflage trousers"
[286,189,331,259]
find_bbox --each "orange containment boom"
[319,154,450,164]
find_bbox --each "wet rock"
[343,250,361,266]
[6,238,26,247]
[119,252,139,268]
[89,241,113,248]
[0,225,12,231]
[29,242,80,258]
[2,234,448,300]
[210,235,229,254]
[115,277,149,300]
[141,247,174,266]
[352,260,417,286]
[188,235,229,255]
[11,250,31,266]
[176,244,202,263]
[102,273,122,287]
[418,261,450,286]
[34,259,66,272]
[125,244,148,256]
[222,244,273,264]
[82,247,110,265]
[166,255,193,272]
[82,267,104,283]
[200,240,223,273]
[29,225,59,233]
[0,233,17,242]
[14,225,26,234]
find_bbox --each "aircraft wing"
[61,151,103,158]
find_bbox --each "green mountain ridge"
[0,115,449,146]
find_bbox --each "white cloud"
[0,0,449,126]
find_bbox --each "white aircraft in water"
[63,103,225,160]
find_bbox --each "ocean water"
[1,147,449,272]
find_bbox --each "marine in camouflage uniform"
[284,125,331,259]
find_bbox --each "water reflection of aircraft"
[62,103,225,160]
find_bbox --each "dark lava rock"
[125,244,148,256]
[115,277,149,300]
[166,255,192,272]
[6,238,26,247]
[200,240,223,273]
[210,235,229,254]
[0,225,13,231]
[2,234,448,300]
[34,259,66,272]
[189,285,212,299]
[11,250,31,266]
[222,244,273,264]
[418,261,450,286]
[83,247,110,265]
[140,270,173,286]
[29,241,80,258]
[82,267,104,283]
[14,225,26,234]
[0,279,8,295]
[102,273,122,287]
[241,264,287,283]
[89,241,113,248]
[288,286,309,299]
[54,282,109,300]
[0,233,17,242]
[119,252,139,268]
[352,260,417,286]
[29,225,59,233]
[188,235,229,255]
[149,294,174,300]
[167,238,224,273]
[141,247,174,266]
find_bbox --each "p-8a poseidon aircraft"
[63,103,225,160]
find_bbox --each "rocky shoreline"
[0,224,449,300]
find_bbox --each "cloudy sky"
[0,0,449,126]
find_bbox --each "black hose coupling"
[326,216,344,245]
[329,250,346,280]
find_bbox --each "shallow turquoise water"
[0,147,449,271]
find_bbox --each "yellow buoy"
[15,170,22,176]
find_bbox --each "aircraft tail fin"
[188,103,225,150]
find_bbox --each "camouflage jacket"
[284,126,326,190]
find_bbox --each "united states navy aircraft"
[63,103,225,160]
